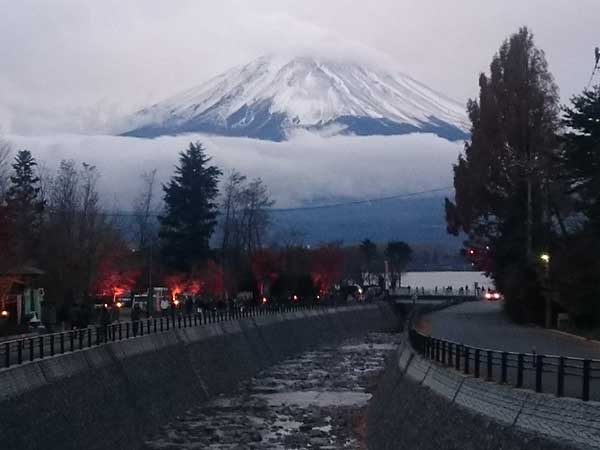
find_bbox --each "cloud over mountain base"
[6,131,462,211]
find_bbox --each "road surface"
[420,300,600,358]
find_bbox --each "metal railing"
[0,304,325,370]
[409,328,600,401]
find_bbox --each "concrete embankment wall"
[366,340,598,450]
[0,303,399,450]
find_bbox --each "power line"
[270,186,453,213]
[92,185,454,218]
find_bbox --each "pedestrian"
[185,296,194,316]
[160,298,169,317]
[131,303,141,336]
[99,305,110,342]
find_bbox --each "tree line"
[0,139,414,329]
[446,27,600,328]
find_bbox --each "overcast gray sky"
[1,0,598,134]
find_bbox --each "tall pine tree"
[561,86,600,232]
[159,142,222,272]
[552,86,600,326]
[5,150,45,264]
[445,27,560,322]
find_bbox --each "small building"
[0,266,45,330]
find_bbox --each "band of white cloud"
[5,131,462,209]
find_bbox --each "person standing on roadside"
[99,305,110,342]
[131,303,141,336]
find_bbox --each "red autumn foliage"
[310,245,345,294]
[164,260,225,299]
[251,249,281,294]
[94,244,139,301]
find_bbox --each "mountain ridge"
[120,55,469,142]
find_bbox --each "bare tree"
[133,169,158,250]
[239,178,274,255]
[219,172,274,296]
[133,170,158,307]
[0,138,12,204]
[79,163,102,299]
[220,170,246,256]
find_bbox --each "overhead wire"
[93,185,454,218]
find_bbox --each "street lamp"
[540,252,551,328]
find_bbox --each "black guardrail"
[0,304,332,370]
[409,328,600,401]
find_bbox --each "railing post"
[486,350,493,381]
[474,349,480,378]
[126,322,130,338]
[60,333,65,354]
[50,335,55,356]
[147,319,151,334]
[160,317,164,332]
[88,328,92,347]
[448,343,453,367]
[517,353,524,388]
[441,341,446,365]
[29,339,34,361]
[17,340,22,364]
[39,336,44,359]
[455,345,461,370]
[535,354,543,393]
[501,352,507,383]
[69,330,74,351]
[464,346,470,374]
[154,318,157,333]
[557,357,565,397]
[4,342,9,368]
[79,329,83,349]
[583,359,591,401]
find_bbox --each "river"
[143,333,401,449]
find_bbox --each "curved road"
[418,300,600,400]
[420,300,600,359]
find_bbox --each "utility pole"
[526,177,533,258]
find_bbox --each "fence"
[409,328,600,401]
[0,304,324,370]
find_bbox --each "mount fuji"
[120,55,469,142]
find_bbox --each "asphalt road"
[418,300,600,400]
[420,300,600,359]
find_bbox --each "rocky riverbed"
[143,333,401,450]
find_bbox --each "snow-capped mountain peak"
[120,55,469,141]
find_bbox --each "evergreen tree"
[445,27,560,322]
[561,86,600,232]
[5,150,44,263]
[385,241,413,274]
[359,238,378,272]
[159,142,222,272]
[551,86,600,327]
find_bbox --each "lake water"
[401,271,494,291]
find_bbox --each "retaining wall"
[0,303,399,450]
[367,339,600,450]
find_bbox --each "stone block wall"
[0,303,399,450]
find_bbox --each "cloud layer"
[5,132,462,209]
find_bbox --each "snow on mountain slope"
[120,55,469,141]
